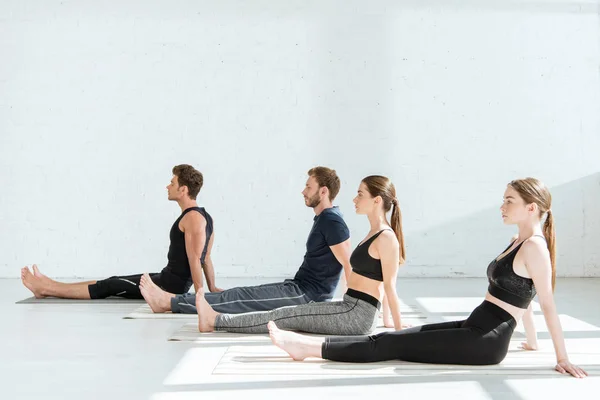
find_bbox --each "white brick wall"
[1,1,599,278]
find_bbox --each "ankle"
[210,314,221,329]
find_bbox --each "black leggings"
[88,271,190,299]
[322,300,516,365]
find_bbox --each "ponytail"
[543,210,556,291]
[391,200,406,264]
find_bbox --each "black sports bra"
[350,230,391,281]
[486,236,541,309]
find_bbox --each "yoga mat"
[124,304,194,319]
[213,339,600,375]
[168,322,423,342]
[16,296,145,304]
[127,300,427,319]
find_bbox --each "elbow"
[383,283,396,294]
[538,299,556,314]
[189,257,202,267]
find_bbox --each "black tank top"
[486,236,540,309]
[350,230,391,281]
[162,207,213,282]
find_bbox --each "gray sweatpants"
[170,280,314,314]
[214,291,380,335]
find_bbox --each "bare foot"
[196,291,218,332]
[31,264,56,286]
[21,266,47,298]
[139,273,172,313]
[268,321,321,361]
[32,264,48,278]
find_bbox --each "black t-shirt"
[293,206,350,301]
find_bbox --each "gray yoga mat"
[16,296,145,304]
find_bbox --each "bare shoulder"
[376,229,399,249]
[521,236,548,259]
[182,210,207,230]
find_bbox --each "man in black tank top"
[139,166,352,315]
[20,165,220,300]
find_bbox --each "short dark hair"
[172,164,203,199]
[307,166,341,201]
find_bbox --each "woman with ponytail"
[267,178,587,379]
[194,175,409,335]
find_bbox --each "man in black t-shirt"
[139,166,352,314]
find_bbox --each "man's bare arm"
[182,213,207,293]
[202,231,222,292]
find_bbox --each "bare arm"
[382,294,393,327]
[377,232,403,330]
[329,239,352,294]
[202,231,222,292]
[182,213,207,293]
[521,302,538,350]
[523,239,587,378]
[511,235,538,350]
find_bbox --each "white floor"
[3,277,600,399]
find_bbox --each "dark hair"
[172,164,203,200]
[509,177,556,290]
[362,175,406,264]
[307,166,341,201]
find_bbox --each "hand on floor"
[384,321,413,330]
[518,341,538,351]
[555,360,588,378]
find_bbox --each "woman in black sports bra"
[268,178,587,378]
[193,175,409,335]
